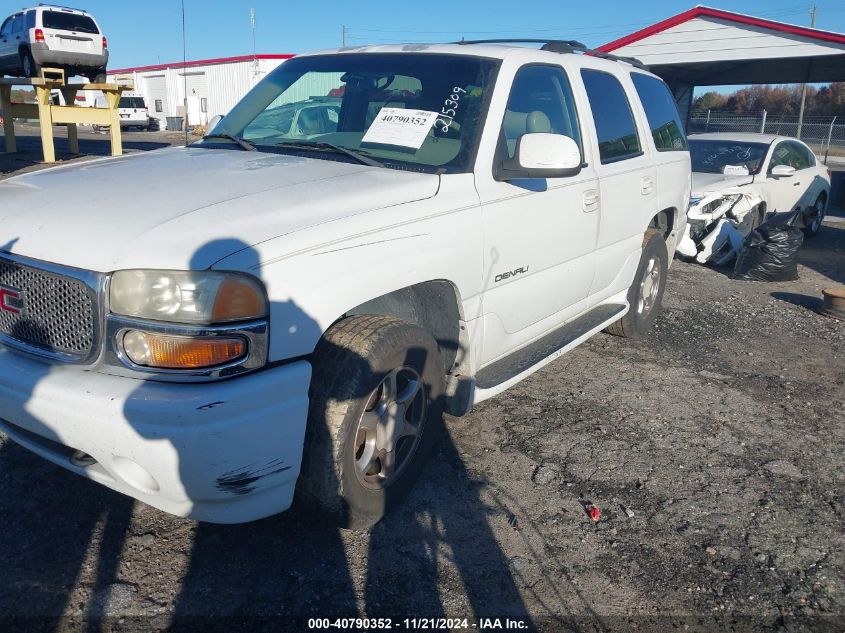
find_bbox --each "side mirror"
[497,133,582,181]
[770,164,796,178]
[206,114,224,133]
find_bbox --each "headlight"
[110,270,268,324]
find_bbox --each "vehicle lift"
[0,67,133,163]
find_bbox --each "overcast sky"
[2,0,842,71]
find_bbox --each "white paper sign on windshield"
[722,164,750,176]
[362,108,439,149]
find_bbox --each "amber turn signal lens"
[123,331,246,369]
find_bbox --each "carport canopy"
[597,6,845,119]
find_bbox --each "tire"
[298,315,445,530]
[87,69,107,84]
[803,195,826,238]
[606,230,669,338]
[20,49,39,79]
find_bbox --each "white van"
[92,91,150,131]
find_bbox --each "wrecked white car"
[678,187,764,265]
[678,133,831,264]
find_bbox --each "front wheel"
[298,315,445,529]
[803,196,826,238]
[606,231,669,338]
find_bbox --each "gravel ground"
[0,131,843,631]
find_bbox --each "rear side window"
[41,11,99,34]
[581,69,641,164]
[630,73,687,152]
[25,11,36,29]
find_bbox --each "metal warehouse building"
[107,54,293,128]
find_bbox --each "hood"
[0,147,439,271]
[691,171,754,197]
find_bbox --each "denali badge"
[494,266,530,283]
[0,285,23,315]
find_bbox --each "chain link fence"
[687,110,844,161]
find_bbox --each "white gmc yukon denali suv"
[0,42,690,528]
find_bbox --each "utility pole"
[796,5,817,139]
[250,8,258,76]
[342,25,347,47]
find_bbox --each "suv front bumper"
[0,348,311,524]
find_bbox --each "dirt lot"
[0,129,843,631]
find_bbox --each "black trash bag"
[732,209,805,281]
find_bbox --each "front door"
[475,64,599,365]
[0,14,20,71]
[766,141,808,213]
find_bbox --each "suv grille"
[0,258,96,360]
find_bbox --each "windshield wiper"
[202,133,256,151]
[275,141,385,168]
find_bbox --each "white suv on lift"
[0,41,690,529]
[0,5,108,82]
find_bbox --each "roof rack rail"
[454,38,648,70]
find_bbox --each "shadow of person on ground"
[0,318,134,632]
[159,239,532,626]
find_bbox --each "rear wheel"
[606,231,669,338]
[803,195,826,238]
[87,68,107,84]
[298,315,445,529]
[20,49,39,78]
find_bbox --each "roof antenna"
[181,0,188,147]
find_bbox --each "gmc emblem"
[0,285,23,315]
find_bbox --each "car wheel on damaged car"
[803,196,826,238]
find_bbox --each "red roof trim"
[598,5,845,52]
[108,53,295,75]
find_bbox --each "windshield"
[42,11,99,34]
[689,139,770,175]
[208,53,500,173]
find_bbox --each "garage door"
[144,74,168,123]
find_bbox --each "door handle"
[793,181,801,186]
[641,176,654,195]
[582,190,599,212]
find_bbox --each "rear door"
[629,71,690,237]
[578,67,656,298]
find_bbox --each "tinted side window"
[581,69,641,163]
[25,11,35,29]
[9,14,23,33]
[501,65,582,159]
[0,18,12,36]
[771,142,809,171]
[631,73,687,151]
[790,142,814,168]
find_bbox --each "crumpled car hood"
[0,147,439,271]
[691,171,754,197]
